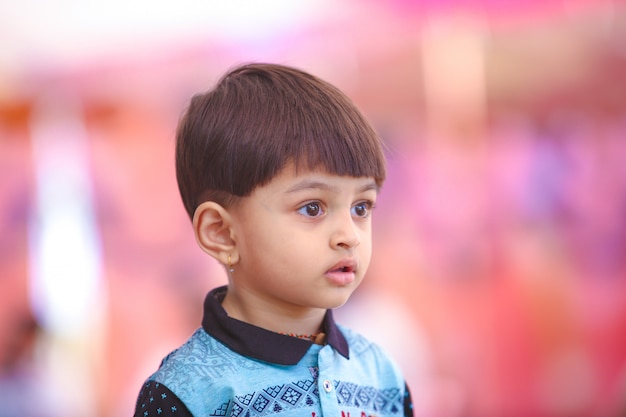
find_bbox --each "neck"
[221,286,326,336]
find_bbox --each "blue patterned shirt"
[134,286,413,416]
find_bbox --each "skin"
[194,162,378,336]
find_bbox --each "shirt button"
[323,379,333,392]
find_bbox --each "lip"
[325,258,358,286]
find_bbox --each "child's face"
[228,162,378,313]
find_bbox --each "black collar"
[201,286,350,365]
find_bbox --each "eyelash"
[296,200,376,219]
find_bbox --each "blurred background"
[1,0,626,416]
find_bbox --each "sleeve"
[404,382,414,417]
[134,380,193,417]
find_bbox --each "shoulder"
[145,329,218,393]
[155,328,213,372]
[336,325,413,415]
[147,328,265,402]
[338,324,405,379]
[339,324,389,357]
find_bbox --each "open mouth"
[326,260,357,285]
[329,262,356,274]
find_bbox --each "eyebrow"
[286,179,379,194]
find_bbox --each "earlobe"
[193,201,237,265]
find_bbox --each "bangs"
[287,94,386,184]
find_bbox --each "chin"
[323,292,355,310]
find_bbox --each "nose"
[330,212,360,250]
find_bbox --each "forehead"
[264,163,379,195]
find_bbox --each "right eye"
[297,202,324,218]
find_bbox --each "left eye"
[352,201,373,218]
[297,202,324,217]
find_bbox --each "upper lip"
[327,258,357,273]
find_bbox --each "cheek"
[360,242,373,267]
[238,220,299,264]
[359,230,373,266]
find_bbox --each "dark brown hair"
[175,62,386,219]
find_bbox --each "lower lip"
[325,270,355,286]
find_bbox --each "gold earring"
[227,254,234,273]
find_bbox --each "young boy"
[134,63,413,417]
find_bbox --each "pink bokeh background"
[1,1,626,416]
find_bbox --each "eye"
[297,202,324,218]
[352,201,374,218]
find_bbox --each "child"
[134,63,414,417]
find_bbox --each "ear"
[193,201,237,266]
